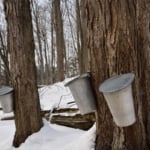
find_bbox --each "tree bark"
[76,0,88,74]
[85,0,150,149]
[54,0,65,81]
[43,32,50,84]
[4,0,43,147]
[32,0,44,84]
[51,1,56,83]
[0,30,10,84]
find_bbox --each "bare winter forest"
[0,0,149,149]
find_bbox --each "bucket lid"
[0,86,14,96]
[99,73,135,93]
[64,73,90,86]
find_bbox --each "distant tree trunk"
[43,32,50,84]
[51,1,56,83]
[32,0,44,84]
[85,0,150,149]
[4,0,43,147]
[0,59,2,85]
[54,0,65,81]
[0,30,10,84]
[76,0,88,74]
[64,0,78,77]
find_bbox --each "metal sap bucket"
[99,73,136,127]
[0,86,14,113]
[65,73,97,115]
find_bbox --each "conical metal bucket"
[99,73,136,127]
[0,86,14,113]
[65,73,97,115]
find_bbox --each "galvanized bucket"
[0,86,14,113]
[65,73,97,115]
[99,73,136,127]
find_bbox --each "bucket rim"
[64,73,90,86]
[0,86,14,96]
[99,73,135,93]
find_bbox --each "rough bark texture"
[54,0,65,81]
[76,0,89,74]
[84,0,150,149]
[4,0,43,147]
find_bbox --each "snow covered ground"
[0,78,96,150]
[39,78,78,111]
[0,118,96,150]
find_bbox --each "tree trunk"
[32,0,44,84]
[0,30,10,84]
[80,0,89,73]
[76,0,88,74]
[54,0,65,81]
[4,0,43,147]
[64,1,79,77]
[51,1,56,83]
[85,0,150,149]
[43,33,50,84]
